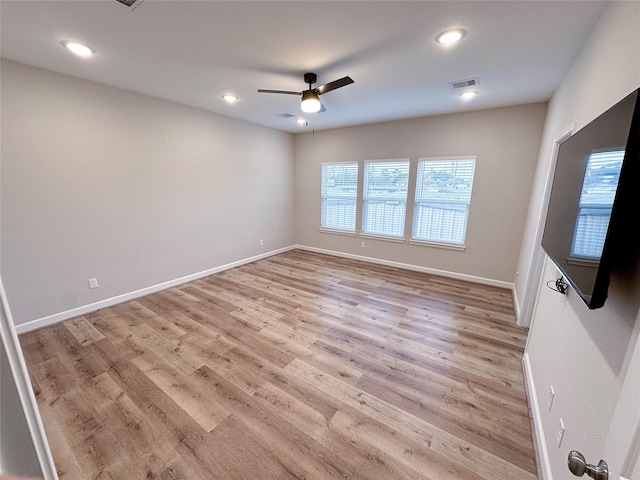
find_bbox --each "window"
[570,149,624,260]
[412,157,476,245]
[321,162,358,232]
[362,159,410,238]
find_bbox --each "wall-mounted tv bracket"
[547,276,569,295]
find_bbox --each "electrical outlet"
[259,239,264,246]
[88,278,98,289]
[556,418,565,448]
[548,385,555,411]
[361,241,366,248]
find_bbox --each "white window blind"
[321,162,358,232]
[570,150,624,259]
[412,157,476,245]
[362,160,410,238]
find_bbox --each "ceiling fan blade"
[257,89,301,95]
[314,76,354,95]
[318,101,327,113]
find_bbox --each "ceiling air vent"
[115,0,145,9]
[276,113,296,119]
[449,77,479,90]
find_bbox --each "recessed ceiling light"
[436,28,467,45]
[296,118,307,125]
[60,40,95,58]
[459,90,478,100]
[221,94,238,103]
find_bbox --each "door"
[567,329,640,480]
[601,329,640,480]
[0,277,57,478]
[518,126,572,327]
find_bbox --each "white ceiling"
[1,0,609,133]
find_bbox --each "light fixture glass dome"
[301,90,321,113]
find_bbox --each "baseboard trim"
[512,285,524,326]
[15,244,516,334]
[14,246,295,334]
[523,352,552,480]
[294,244,515,290]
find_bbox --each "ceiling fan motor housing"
[304,73,317,86]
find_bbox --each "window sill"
[319,227,356,237]
[409,238,466,251]
[360,232,405,243]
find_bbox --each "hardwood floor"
[19,249,538,479]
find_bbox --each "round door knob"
[568,450,588,476]
[568,450,609,480]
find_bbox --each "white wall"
[521,2,640,478]
[294,103,547,285]
[1,60,295,327]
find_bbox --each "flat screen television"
[541,88,640,309]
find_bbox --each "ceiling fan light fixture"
[436,28,467,45]
[301,90,321,113]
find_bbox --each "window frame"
[361,158,411,240]
[320,161,359,235]
[410,156,476,249]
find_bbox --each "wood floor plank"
[131,350,231,431]
[430,431,538,480]
[194,365,370,480]
[64,317,106,346]
[90,372,184,479]
[225,343,343,421]
[20,249,538,479]
[355,373,536,472]
[105,358,223,479]
[325,407,486,480]
[253,381,329,438]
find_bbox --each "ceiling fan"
[258,72,354,113]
